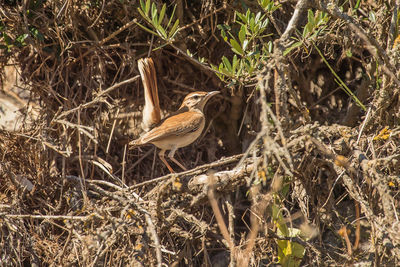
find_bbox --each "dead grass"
[1,0,400,266]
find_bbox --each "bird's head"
[179,91,220,111]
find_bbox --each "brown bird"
[130,58,219,172]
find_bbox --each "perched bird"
[130,58,219,172]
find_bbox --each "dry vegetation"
[1,0,400,266]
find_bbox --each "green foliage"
[186,50,206,63]
[0,19,44,52]
[0,31,13,52]
[29,27,44,42]
[272,200,305,267]
[258,0,281,13]
[284,10,329,56]
[212,4,279,85]
[0,23,32,52]
[304,10,330,38]
[15,33,28,47]
[137,0,180,43]
[354,0,362,10]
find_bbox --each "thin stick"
[122,144,127,185]
[77,108,88,204]
[128,153,243,189]
[207,175,234,250]
[356,106,372,145]
[57,75,140,119]
[3,214,93,221]
[106,108,119,153]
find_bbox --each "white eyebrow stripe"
[190,93,206,98]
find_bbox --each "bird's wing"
[140,111,204,143]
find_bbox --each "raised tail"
[138,58,161,132]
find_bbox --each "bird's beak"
[205,91,220,101]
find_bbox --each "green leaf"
[135,21,158,36]
[242,39,249,52]
[218,62,224,72]
[280,181,290,198]
[305,23,313,37]
[217,25,231,42]
[159,4,166,24]
[255,12,261,24]
[221,67,232,77]
[238,25,246,45]
[243,58,254,74]
[258,0,267,9]
[354,0,361,9]
[137,7,146,19]
[276,225,305,267]
[267,40,273,53]
[30,27,44,42]
[277,239,305,267]
[140,0,146,13]
[145,0,150,15]
[151,3,158,24]
[236,60,244,76]
[232,54,239,73]
[283,41,302,56]
[230,38,243,55]
[166,4,177,28]
[222,56,232,72]
[156,25,167,39]
[168,19,180,39]
[307,9,315,26]
[246,9,251,21]
[249,17,255,33]
[236,12,247,24]
[16,33,28,46]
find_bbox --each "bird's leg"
[168,148,187,171]
[158,149,175,173]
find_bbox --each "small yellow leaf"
[124,209,136,219]
[373,126,391,141]
[258,170,267,182]
[173,177,182,191]
[334,155,348,167]
[393,34,400,49]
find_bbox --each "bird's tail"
[138,58,161,131]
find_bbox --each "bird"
[130,58,219,173]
